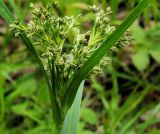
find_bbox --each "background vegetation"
[0,0,160,134]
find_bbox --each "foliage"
[77,62,160,134]
[0,0,158,134]
[0,62,52,134]
[132,23,160,71]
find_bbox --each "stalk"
[0,78,5,122]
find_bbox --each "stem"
[0,76,5,133]
[0,78,5,121]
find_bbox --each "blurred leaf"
[109,86,152,133]
[137,103,160,134]
[147,130,160,134]
[77,122,85,133]
[123,131,135,134]
[8,0,21,19]
[110,0,120,20]
[149,45,160,63]
[11,102,28,115]
[11,102,43,124]
[0,0,14,25]
[81,107,98,125]
[7,78,36,101]
[0,63,35,75]
[37,80,50,105]
[82,130,94,134]
[119,107,146,134]
[132,23,160,68]
[132,48,149,71]
[132,23,146,44]
[27,126,52,134]
[16,78,36,97]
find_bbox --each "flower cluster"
[10,3,131,82]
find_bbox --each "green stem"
[0,75,5,133]
[0,78,5,121]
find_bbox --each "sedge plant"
[0,0,151,134]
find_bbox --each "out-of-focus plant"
[80,60,160,134]
[110,0,159,25]
[132,23,160,71]
[129,0,159,25]
[0,61,53,134]
[0,0,151,133]
[91,75,160,134]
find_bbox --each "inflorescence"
[10,3,131,82]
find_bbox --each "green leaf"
[147,130,160,134]
[77,122,85,133]
[8,0,21,20]
[7,78,37,101]
[132,22,146,44]
[119,108,146,134]
[11,102,43,124]
[82,130,94,134]
[37,80,50,105]
[63,0,152,110]
[149,47,160,63]
[61,81,84,134]
[11,102,28,115]
[132,48,150,71]
[0,0,14,25]
[110,0,120,20]
[80,107,98,125]
[109,86,152,132]
[137,103,160,134]
[27,126,52,134]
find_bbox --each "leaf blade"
[61,81,84,134]
[0,0,14,24]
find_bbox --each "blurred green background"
[0,0,160,134]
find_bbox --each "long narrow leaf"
[8,0,21,20]
[0,0,14,24]
[110,0,119,20]
[63,0,152,110]
[61,81,84,134]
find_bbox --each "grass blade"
[0,0,14,24]
[61,81,84,134]
[110,0,120,20]
[63,0,152,110]
[110,86,152,132]
[119,108,146,134]
[137,103,160,134]
[8,0,21,20]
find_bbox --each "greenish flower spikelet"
[10,3,131,82]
